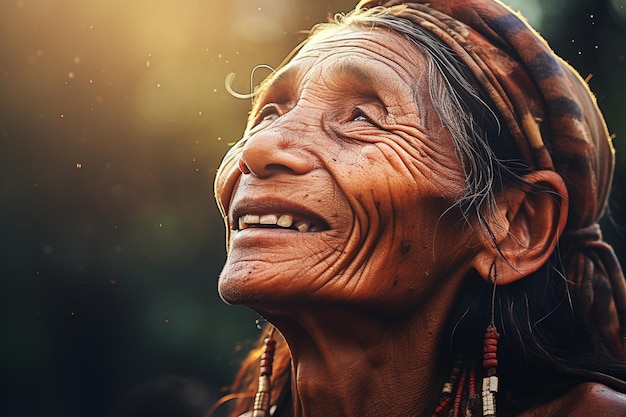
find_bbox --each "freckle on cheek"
[400,239,412,254]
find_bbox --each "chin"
[217,262,291,307]
[217,267,256,305]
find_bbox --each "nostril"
[240,133,315,178]
[238,160,251,175]
[265,163,297,173]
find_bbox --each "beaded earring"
[482,262,499,417]
[482,324,499,417]
[240,326,277,417]
[431,360,480,417]
[432,261,500,417]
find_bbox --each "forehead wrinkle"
[296,27,424,83]
[313,50,418,110]
[254,29,432,124]
[326,58,374,86]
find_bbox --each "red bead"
[483,359,498,368]
[259,337,276,377]
[484,337,498,345]
[431,396,452,417]
[469,368,476,395]
[483,344,498,353]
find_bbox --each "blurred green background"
[0,0,624,416]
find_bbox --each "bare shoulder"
[561,383,626,416]
[520,382,626,417]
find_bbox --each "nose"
[239,128,315,178]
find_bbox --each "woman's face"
[215,27,478,313]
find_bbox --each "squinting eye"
[254,104,279,126]
[350,107,372,123]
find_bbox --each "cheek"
[319,140,465,297]
[344,137,466,212]
[394,126,467,196]
[214,141,245,216]
[320,130,468,264]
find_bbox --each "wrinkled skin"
[213,27,626,417]
[215,27,479,314]
[213,27,487,417]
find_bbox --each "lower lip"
[230,227,321,244]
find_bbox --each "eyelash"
[254,104,279,125]
[251,104,375,130]
[350,107,373,123]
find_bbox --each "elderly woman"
[213,0,626,416]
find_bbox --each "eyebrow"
[265,57,379,94]
[328,59,375,85]
[252,67,298,108]
[254,55,391,117]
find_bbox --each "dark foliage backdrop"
[0,1,624,416]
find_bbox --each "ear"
[471,170,568,285]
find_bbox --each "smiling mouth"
[237,213,328,232]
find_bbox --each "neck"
[266,301,455,417]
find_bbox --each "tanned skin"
[215,28,626,417]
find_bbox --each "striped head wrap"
[357,0,626,357]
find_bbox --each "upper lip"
[229,197,330,232]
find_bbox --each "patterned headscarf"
[357,0,626,357]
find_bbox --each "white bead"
[482,377,490,391]
[490,376,499,392]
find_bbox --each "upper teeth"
[238,213,320,232]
